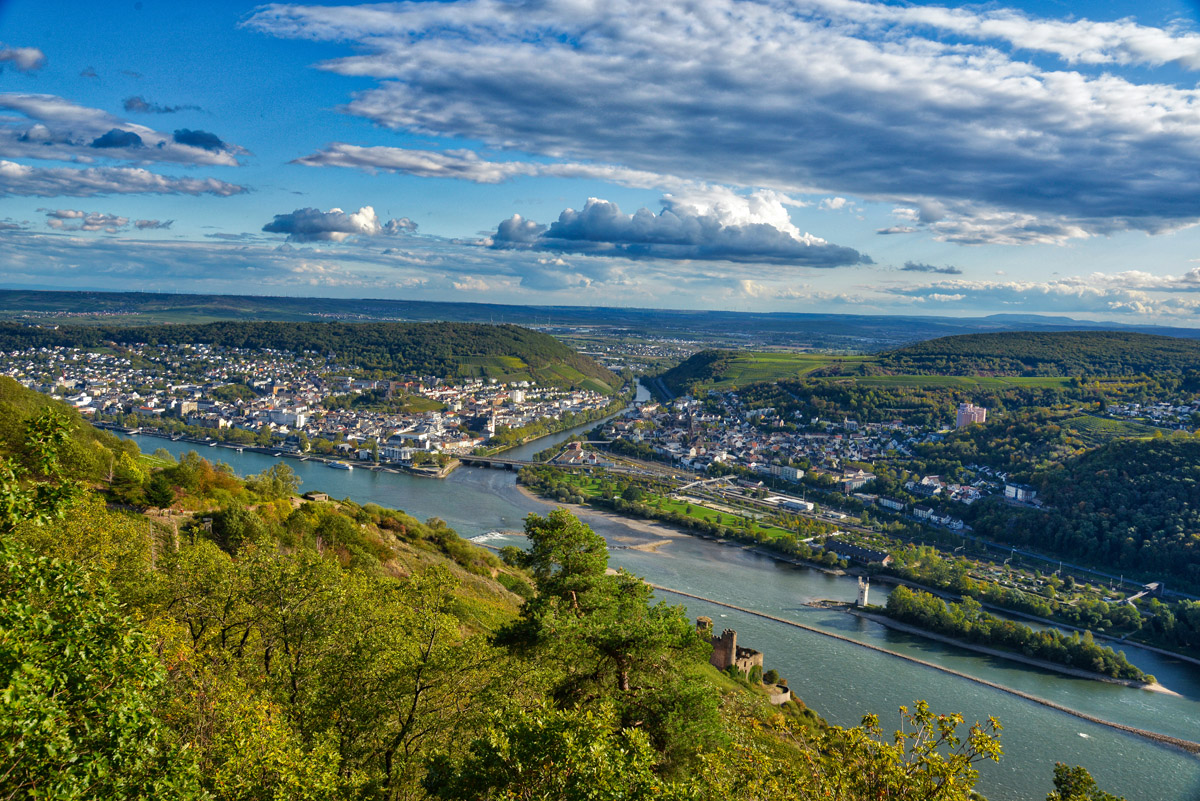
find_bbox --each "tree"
[500,510,723,770]
[1046,764,1126,801]
[145,471,175,509]
[0,410,81,534]
[424,705,672,801]
[807,701,1003,801]
[0,540,201,800]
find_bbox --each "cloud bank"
[247,0,1200,243]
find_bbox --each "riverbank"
[651,585,1200,757]
[842,606,1176,695]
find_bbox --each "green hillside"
[0,321,619,393]
[879,331,1200,377]
[973,437,1200,587]
[0,376,135,483]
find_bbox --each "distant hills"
[0,321,620,394]
[3,289,1199,351]
[878,331,1200,377]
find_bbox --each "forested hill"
[879,331,1200,377]
[0,321,620,392]
[658,349,738,394]
[973,437,1200,588]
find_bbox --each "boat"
[328,462,353,471]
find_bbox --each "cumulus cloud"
[900,261,962,275]
[0,94,242,166]
[41,209,130,233]
[123,96,202,114]
[0,160,246,198]
[261,206,416,243]
[489,196,869,267]
[0,45,45,73]
[246,0,1200,239]
[382,217,418,235]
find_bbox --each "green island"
[0,366,1132,801]
[881,587,1150,683]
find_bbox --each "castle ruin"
[697,616,763,674]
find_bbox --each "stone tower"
[856,576,870,607]
[710,629,738,670]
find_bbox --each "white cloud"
[0,94,243,166]
[0,160,246,197]
[261,206,419,243]
[489,196,869,267]
[0,45,45,73]
[886,273,1200,316]
[247,0,1200,239]
[41,209,130,233]
[293,142,700,192]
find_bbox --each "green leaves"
[425,704,674,801]
[0,410,81,534]
[0,540,200,800]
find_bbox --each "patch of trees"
[656,349,737,395]
[323,387,445,414]
[884,587,1150,682]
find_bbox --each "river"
[122,387,1200,801]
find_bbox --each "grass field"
[698,352,872,390]
[1060,414,1167,446]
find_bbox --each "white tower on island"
[856,576,870,607]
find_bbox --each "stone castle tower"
[857,576,870,607]
[697,617,762,673]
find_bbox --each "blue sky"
[5,0,1200,322]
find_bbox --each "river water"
[123,390,1200,801]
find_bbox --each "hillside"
[0,376,134,483]
[657,349,871,395]
[972,437,1200,590]
[0,321,620,393]
[878,331,1200,377]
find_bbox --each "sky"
[6,0,1200,322]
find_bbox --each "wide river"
[123,393,1200,801]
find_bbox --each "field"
[694,352,872,390]
[1060,414,1168,446]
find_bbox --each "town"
[0,342,615,467]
